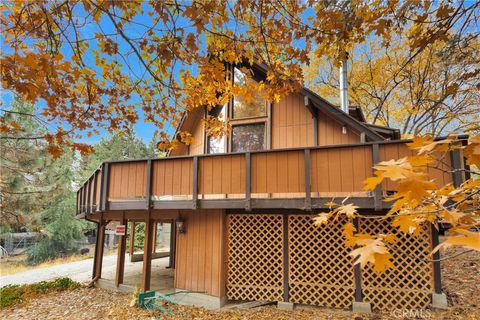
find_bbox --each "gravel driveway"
[0,255,117,286]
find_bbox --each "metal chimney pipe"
[339,53,349,114]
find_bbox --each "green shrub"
[0,285,23,309]
[0,278,80,309]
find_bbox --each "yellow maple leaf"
[313,213,330,227]
[432,228,480,254]
[464,134,480,166]
[337,203,359,218]
[363,174,384,191]
[350,238,394,272]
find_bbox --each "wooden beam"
[142,159,154,291]
[152,222,157,254]
[192,156,198,209]
[282,214,289,302]
[129,222,135,256]
[450,148,463,187]
[431,223,442,294]
[313,115,318,146]
[115,213,127,287]
[245,152,251,211]
[141,213,154,291]
[360,132,366,143]
[168,220,176,269]
[371,144,382,211]
[93,218,106,279]
[304,149,312,211]
[303,95,317,118]
[353,218,363,302]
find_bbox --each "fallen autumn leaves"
[1,247,478,320]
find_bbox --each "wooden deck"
[76,139,464,216]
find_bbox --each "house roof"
[172,60,396,145]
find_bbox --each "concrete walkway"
[0,255,171,288]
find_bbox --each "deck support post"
[93,217,106,279]
[245,152,251,211]
[431,223,448,309]
[129,222,135,256]
[142,214,154,291]
[115,213,127,287]
[168,219,176,268]
[431,224,442,294]
[371,144,382,211]
[142,159,154,292]
[282,214,289,302]
[351,218,372,313]
[152,222,157,254]
[353,218,363,302]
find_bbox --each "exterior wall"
[175,209,226,297]
[271,93,314,148]
[189,111,205,155]
[317,110,360,145]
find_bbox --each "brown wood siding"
[271,93,314,149]
[199,154,245,196]
[170,142,189,157]
[108,162,147,201]
[318,110,360,146]
[251,150,305,194]
[310,145,373,195]
[175,209,226,297]
[152,158,192,196]
[189,111,205,155]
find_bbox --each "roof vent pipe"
[339,52,349,114]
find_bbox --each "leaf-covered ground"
[1,247,478,320]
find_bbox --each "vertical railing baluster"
[245,152,251,211]
[100,163,110,211]
[192,157,198,209]
[304,149,312,211]
[372,143,382,211]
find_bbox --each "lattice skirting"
[358,217,434,311]
[226,214,284,302]
[226,214,435,311]
[288,215,355,309]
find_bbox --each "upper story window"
[206,66,270,154]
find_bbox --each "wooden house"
[76,62,467,312]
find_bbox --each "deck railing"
[76,139,465,216]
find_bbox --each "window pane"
[207,136,225,154]
[232,123,265,152]
[233,68,266,119]
[207,105,226,154]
